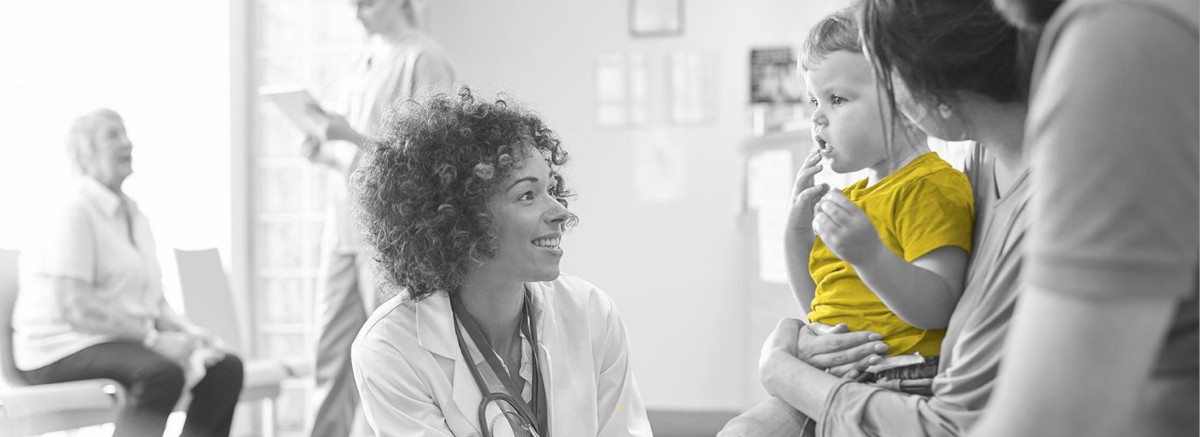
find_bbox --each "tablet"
[259,85,327,135]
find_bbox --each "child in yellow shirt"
[784,9,974,393]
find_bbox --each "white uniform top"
[13,177,165,370]
[351,274,653,437]
[324,31,456,254]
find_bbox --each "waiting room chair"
[174,248,312,436]
[0,248,124,436]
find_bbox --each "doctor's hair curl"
[354,86,575,302]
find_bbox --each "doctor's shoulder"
[352,290,424,364]
[537,273,628,334]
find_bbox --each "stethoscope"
[451,288,548,437]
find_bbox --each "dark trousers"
[21,341,244,437]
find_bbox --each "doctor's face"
[484,149,570,283]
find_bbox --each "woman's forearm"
[54,277,149,340]
[784,230,816,317]
[763,352,845,419]
[853,247,959,330]
[971,290,1178,437]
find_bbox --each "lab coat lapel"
[416,293,486,434]
[529,283,558,433]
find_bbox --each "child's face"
[805,51,890,174]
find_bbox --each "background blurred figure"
[301,0,455,435]
[973,0,1198,436]
[13,109,244,437]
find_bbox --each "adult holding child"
[720,0,1033,435]
[350,88,651,437]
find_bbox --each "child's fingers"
[813,211,843,237]
[818,199,854,225]
[802,148,823,169]
[794,184,827,211]
[792,165,823,194]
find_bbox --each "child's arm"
[784,229,818,318]
[813,191,967,330]
[784,150,829,316]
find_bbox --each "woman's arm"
[53,276,148,340]
[972,5,1198,436]
[593,294,653,437]
[971,291,1177,437]
[758,319,859,418]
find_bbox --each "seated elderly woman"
[351,88,651,437]
[13,109,244,437]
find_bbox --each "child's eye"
[831,95,847,105]
[808,97,818,108]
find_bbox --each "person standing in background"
[302,0,455,435]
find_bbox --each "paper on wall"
[633,129,686,204]
[746,148,793,284]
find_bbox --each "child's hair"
[799,6,861,72]
[800,5,922,171]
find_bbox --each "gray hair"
[66,108,123,175]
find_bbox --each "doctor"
[351,87,653,437]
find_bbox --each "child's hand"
[787,149,829,242]
[813,190,886,266]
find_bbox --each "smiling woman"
[350,87,652,437]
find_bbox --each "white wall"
[427,0,842,411]
[0,0,232,306]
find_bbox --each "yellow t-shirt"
[808,152,974,356]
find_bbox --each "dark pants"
[21,341,244,437]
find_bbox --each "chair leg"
[260,397,275,437]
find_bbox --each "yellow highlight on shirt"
[808,153,974,357]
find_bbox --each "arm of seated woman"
[53,276,149,340]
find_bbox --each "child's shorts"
[855,355,939,396]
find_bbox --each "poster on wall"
[669,50,717,125]
[595,53,650,128]
[749,47,806,104]
[633,128,686,204]
[630,0,684,37]
[746,148,793,284]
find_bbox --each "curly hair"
[354,87,574,302]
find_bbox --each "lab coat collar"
[415,282,557,435]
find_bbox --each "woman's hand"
[813,191,887,267]
[308,103,365,146]
[797,322,888,377]
[152,331,198,364]
[787,150,830,243]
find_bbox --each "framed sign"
[630,0,683,37]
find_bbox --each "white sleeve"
[352,331,455,437]
[591,292,653,437]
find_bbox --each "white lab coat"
[352,274,653,437]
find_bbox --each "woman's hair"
[355,87,574,302]
[799,6,861,71]
[66,108,122,174]
[859,0,1034,116]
